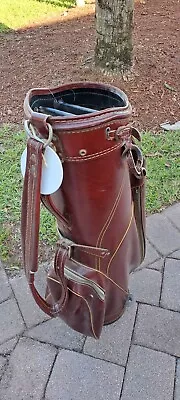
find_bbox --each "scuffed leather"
[22,82,146,338]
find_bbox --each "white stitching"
[53,118,129,133]
[64,142,123,162]
[95,172,125,270]
[25,142,35,274]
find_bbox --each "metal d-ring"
[24,120,53,148]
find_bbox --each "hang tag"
[21,146,63,195]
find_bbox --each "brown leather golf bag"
[21,82,146,338]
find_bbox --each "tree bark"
[95,0,134,73]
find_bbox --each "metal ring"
[79,149,87,156]
[24,120,53,148]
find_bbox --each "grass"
[0,124,179,268]
[0,0,75,32]
[141,130,180,213]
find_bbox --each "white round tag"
[21,146,63,195]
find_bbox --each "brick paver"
[0,203,180,399]
[174,360,180,400]
[0,298,25,344]
[138,240,161,268]
[133,303,180,356]
[0,356,6,379]
[129,268,162,306]
[146,213,180,255]
[170,249,180,259]
[25,317,85,351]
[143,258,164,272]
[121,345,175,400]
[0,337,57,400]
[10,274,49,328]
[0,337,18,356]
[84,300,137,366]
[161,258,180,312]
[0,268,12,303]
[45,350,124,400]
[163,203,180,231]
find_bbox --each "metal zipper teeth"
[64,267,105,301]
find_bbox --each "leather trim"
[64,142,125,162]
[106,203,134,275]
[47,275,98,339]
[96,171,125,270]
[71,258,128,296]
[68,287,98,339]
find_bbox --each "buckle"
[106,125,131,141]
[105,127,117,141]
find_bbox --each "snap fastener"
[79,149,87,156]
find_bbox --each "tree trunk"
[95,0,134,73]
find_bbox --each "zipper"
[64,266,105,301]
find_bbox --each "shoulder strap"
[21,138,43,280]
[21,138,55,316]
[21,137,110,317]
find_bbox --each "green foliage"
[0,0,75,32]
[141,130,180,214]
[0,125,58,265]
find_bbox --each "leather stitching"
[70,258,128,295]
[50,114,129,130]
[43,195,70,229]
[77,248,107,258]
[47,277,98,339]
[29,282,53,314]
[30,100,129,133]
[68,287,98,339]
[64,142,125,162]
[54,249,68,309]
[25,142,36,276]
[31,97,129,127]
[106,203,134,275]
[95,172,125,270]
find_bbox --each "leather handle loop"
[127,144,146,179]
[29,273,54,317]
[54,247,69,309]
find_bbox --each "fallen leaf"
[164,82,176,92]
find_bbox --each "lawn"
[0,0,75,32]
[0,124,179,269]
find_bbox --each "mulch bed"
[0,0,179,131]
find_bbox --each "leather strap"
[21,138,43,280]
[21,138,56,316]
[21,137,109,316]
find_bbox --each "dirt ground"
[0,0,179,131]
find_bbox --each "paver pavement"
[0,203,180,399]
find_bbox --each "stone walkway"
[0,203,180,400]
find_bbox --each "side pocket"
[46,259,106,339]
